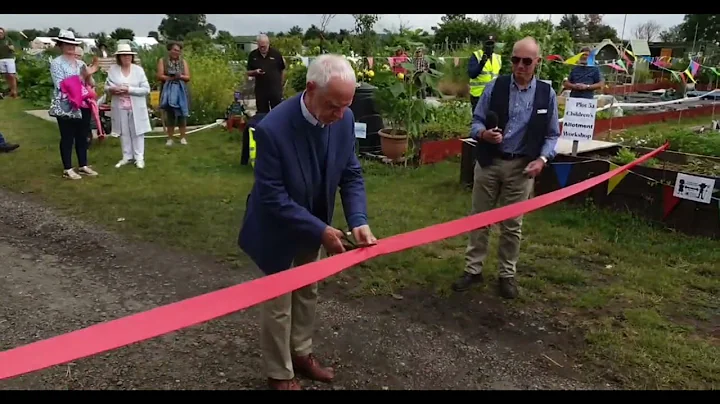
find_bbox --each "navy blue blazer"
[238,93,369,275]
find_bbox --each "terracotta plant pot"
[378,128,409,161]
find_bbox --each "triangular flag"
[710,67,720,76]
[684,68,697,83]
[565,52,584,65]
[552,164,572,188]
[607,163,628,195]
[367,57,374,69]
[662,185,680,219]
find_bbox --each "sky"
[2,14,685,39]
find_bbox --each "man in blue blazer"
[238,54,377,390]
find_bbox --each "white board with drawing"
[673,172,716,204]
[561,97,597,142]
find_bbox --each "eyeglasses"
[511,56,534,66]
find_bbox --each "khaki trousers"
[260,249,321,380]
[465,158,534,278]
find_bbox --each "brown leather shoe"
[267,378,302,390]
[292,353,335,383]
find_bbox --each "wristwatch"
[539,156,548,165]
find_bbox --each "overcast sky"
[2,14,685,39]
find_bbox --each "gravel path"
[0,189,612,390]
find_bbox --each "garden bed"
[533,151,720,239]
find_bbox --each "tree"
[441,14,467,23]
[583,14,618,42]
[318,14,337,53]
[633,21,662,41]
[557,14,585,42]
[659,25,682,42]
[148,31,160,40]
[678,14,720,42]
[287,26,304,37]
[110,28,135,41]
[482,14,516,32]
[351,14,379,59]
[432,17,492,46]
[158,14,216,41]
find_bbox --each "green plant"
[374,56,444,139]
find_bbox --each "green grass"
[1,98,719,389]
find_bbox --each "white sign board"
[561,97,597,142]
[673,173,716,204]
[354,122,367,139]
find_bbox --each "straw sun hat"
[114,43,137,55]
[52,29,82,45]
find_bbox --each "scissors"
[341,231,359,251]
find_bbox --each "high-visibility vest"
[469,51,501,98]
[248,127,257,167]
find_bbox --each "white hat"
[114,43,137,55]
[53,30,82,45]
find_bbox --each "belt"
[498,152,527,160]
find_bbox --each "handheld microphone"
[486,111,499,131]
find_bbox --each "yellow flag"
[683,68,697,83]
[625,49,637,61]
[607,163,628,195]
[564,52,585,65]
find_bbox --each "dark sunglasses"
[511,56,534,66]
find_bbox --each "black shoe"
[0,143,19,153]
[452,272,484,292]
[498,277,518,299]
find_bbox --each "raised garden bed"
[533,148,720,239]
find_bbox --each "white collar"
[300,91,324,128]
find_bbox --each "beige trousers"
[260,249,321,380]
[465,158,534,278]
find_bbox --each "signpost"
[561,97,597,156]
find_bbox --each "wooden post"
[571,140,579,157]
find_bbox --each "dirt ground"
[0,189,615,390]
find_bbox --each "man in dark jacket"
[452,37,560,299]
[238,54,377,390]
[247,34,286,113]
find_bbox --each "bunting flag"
[546,54,564,62]
[607,162,628,195]
[662,185,680,219]
[552,164,573,188]
[690,60,701,77]
[367,57,374,69]
[454,57,460,67]
[564,52,585,65]
[587,49,597,66]
[683,68,697,83]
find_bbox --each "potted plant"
[375,56,443,161]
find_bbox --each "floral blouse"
[49,55,90,108]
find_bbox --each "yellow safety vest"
[248,127,257,167]
[469,51,501,98]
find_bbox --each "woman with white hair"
[106,43,151,169]
[48,30,99,180]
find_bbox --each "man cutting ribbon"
[238,54,377,390]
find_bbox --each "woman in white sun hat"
[48,29,100,180]
[105,43,151,169]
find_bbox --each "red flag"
[662,185,680,219]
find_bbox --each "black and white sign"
[561,97,597,142]
[673,173,716,204]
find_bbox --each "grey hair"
[257,34,269,43]
[513,36,541,57]
[306,54,356,89]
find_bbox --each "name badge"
[537,109,548,114]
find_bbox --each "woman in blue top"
[48,30,100,180]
